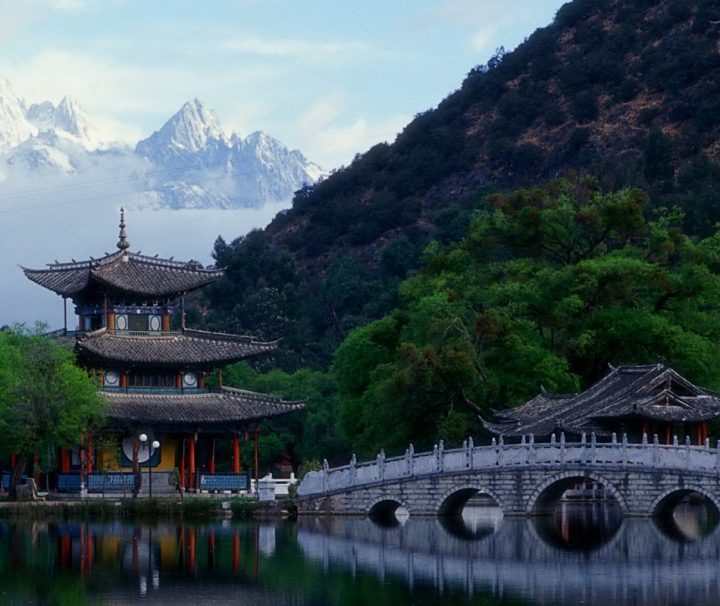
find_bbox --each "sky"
[0,0,569,327]
[0,0,568,170]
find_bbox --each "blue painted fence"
[199,472,250,492]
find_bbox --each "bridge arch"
[367,497,410,525]
[650,486,720,518]
[525,471,628,515]
[435,485,505,516]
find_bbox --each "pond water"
[2,502,720,605]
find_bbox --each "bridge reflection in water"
[298,503,720,605]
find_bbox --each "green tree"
[0,328,105,497]
[333,177,720,455]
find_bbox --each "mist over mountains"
[0,77,324,210]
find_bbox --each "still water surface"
[1,503,719,605]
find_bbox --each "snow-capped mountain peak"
[1,78,325,210]
[26,95,99,147]
[0,77,34,151]
[55,96,98,142]
[138,98,226,157]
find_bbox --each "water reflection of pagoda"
[23,209,303,493]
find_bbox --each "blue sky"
[0,0,567,169]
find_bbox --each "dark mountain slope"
[206,0,720,367]
[268,0,720,259]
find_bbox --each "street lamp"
[150,440,160,498]
[139,434,147,497]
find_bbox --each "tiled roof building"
[23,209,303,494]
[481,364,719,444]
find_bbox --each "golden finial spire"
[117,207,130,251]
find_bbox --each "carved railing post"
[591,432,597,464]
[377,450,385,482]
[673,435,679,446]
[467,437,474,469]
[437,440,445,472]
[642,432,648,446]
[406,444,414,476]
[685,436,691,466]
[498,436,505,466]
[611,432,617,445]
[550,433,557,463]
[652,434,659,466]
[706,438,711,450]
[492,437,498,465]
[350,453,357,486]
[716,440,720,474]
[528,434,536,464]
[621,433,628,465]
[560,432,566,463]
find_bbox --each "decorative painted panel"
[183,371,198,388]
[148,314,162,332]
[104,370,120,387]
[115,314,129,331]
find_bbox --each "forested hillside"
[204,0,720,370]
[198,0,720,466]
[221,177,720,464]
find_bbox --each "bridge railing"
[297,433,720,497]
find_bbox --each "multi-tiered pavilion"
[23,210,303,493]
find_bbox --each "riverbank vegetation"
[0,327,105,496]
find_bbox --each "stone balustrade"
[296,433,720,516]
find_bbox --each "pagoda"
[23,209,303,494]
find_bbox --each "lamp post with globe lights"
[138,433,148,497]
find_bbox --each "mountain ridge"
[0,82,325,209]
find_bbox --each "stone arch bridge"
[296,434,720,517]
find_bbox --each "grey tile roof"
[481,364,720,436]
[78,328,278,367]
[102,386,304,428]
[23,250,224,297]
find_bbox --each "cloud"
[293,96,408,167]
[0,155,288,327]
[220,36,372,63]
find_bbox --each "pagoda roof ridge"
[77,326,279,367]
[219,385,305,405]
[183,327,280,346]
[481,363,720,437]
[102,387,304,428]
[24,250,225,298]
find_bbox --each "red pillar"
[254,426,259,489]
[232,436,240,474]
[188,436,196,491]
[179,437,186,490]
[59,449,70,473]
[209,438,215,474]
[86,434,93,474]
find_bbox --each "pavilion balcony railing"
[100,386,211,395]
[298,432,720,497]
[57,471,253,494]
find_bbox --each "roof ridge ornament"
[117,207,130,252]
